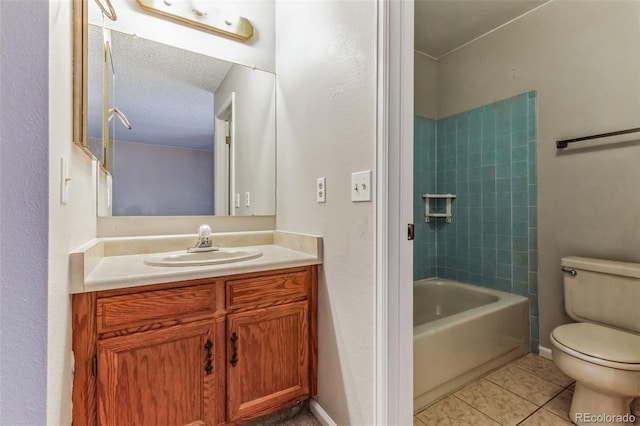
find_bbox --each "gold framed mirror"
[72,0,92,160]
[72,0,276,217]
[73,0,118,171]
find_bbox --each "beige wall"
[414,51,438,119]
[275,0,377,423]
[434,1,640,349]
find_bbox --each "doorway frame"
[375,0,414,425]
[214,92,236,216]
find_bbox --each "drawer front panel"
[97,284,217,333]
[227,271,308,310]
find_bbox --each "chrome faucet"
[187,225,219,253]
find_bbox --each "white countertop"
[70,231,322,293]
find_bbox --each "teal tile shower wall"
[414,116,437,280]
[414,91,539,352]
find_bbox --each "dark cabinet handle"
[204,339,213,375]
[230,333,238,367]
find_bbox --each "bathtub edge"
[413,345,527,414]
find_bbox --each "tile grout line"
[516,375,575,426]
[415,370,497,413]
[472,379,539,425]
[516,406,545,425]
[516,406,575,425]
[414,354,575,426]
[478,363,569,424]
[451,394,505,425]
[485,363,568,405]
[485,373,566,409]
[509,362,573,388]
[417,356,538,423]
[541,406,575,424]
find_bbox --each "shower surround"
[414,91,539,352]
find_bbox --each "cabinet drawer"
[226,270,309,310]
[97,284,217,333]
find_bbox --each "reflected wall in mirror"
[88,26,275,216]
[87,25,114,166]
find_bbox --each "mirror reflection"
[88,25,276,216]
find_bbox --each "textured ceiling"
[415,0,549,58]
[88,25,233,151]
[87,3,550,151]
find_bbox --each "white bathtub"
[413,278,530,412]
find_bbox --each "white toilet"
[551,256,640,426]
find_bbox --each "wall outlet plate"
[317,177,326,203]
[351,170,371,202]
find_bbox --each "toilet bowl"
[551,323,640,425]
[551,257,640,426]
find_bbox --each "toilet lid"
[552,323,640,364]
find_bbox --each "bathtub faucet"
[187,225,219,253]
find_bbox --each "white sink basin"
[144,248,263,267]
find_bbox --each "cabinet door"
[97,320,223,426]
[227,301,309,422]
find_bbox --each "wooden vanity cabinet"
[225,270,314,423]
[72,266,317,426]
[73,282,226,426]
[97,318,223,426]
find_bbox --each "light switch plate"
[317,177,326,203]
[60,157,69,205]
[351,170,371,202]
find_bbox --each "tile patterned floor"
[415,353,575,426]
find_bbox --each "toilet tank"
[562,256,640,334]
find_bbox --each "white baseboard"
[538,345,553,360]
[310,399,337,426]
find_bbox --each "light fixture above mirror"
[135,0,254,41]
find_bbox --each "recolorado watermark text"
[574,412,636,424]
